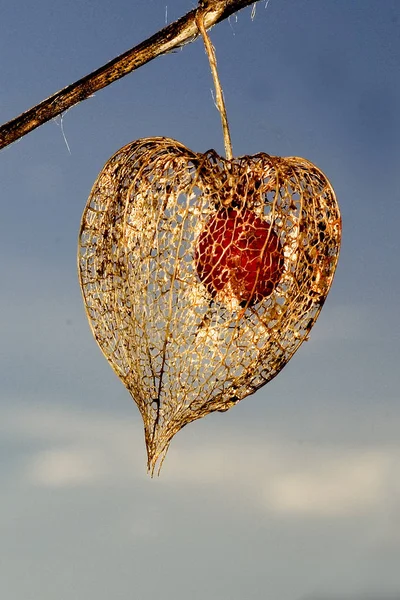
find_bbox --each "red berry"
[195,207,284,307]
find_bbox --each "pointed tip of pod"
[146,440,171,477]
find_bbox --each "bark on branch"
[0,0,260,150]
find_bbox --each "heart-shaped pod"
[78,137,341,474]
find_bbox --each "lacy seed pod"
[78,137,341,474]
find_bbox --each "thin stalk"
[196,10,233,160]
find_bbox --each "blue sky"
[1,1,399,598]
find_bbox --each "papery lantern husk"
[78,137,341,474]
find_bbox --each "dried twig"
[0,0,260,150]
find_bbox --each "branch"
[0,0,260,151]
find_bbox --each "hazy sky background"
[1,1,400,599]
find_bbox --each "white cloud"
[0,401,147,487]
[165,437,398,518]
[27,446,106,488]
[1,402,399,523]
[264,449,391,516]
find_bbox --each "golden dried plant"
[78,137,341,474]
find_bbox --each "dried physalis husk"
[78,137,341,474]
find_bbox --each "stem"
[0,0,260,151]
[196,9,233,160]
